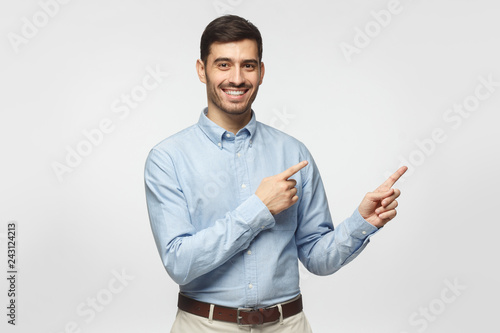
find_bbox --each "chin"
[217,101,251,115]
[221,107,250,116]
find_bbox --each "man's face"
[197,39,265,117]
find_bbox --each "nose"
[228,67,245,87]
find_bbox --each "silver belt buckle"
[237,307,264,326]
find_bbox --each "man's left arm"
[295,144,407,276]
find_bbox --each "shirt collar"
[197,108,257,148]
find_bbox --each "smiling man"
[145,15,407,332]
[197,25,264,135]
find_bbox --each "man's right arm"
[144,148,275,286]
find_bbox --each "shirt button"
[217,142,221,147]
[362,231,367,235]
[237,153,241,157]
[241,184,246,189]
[248,284,253,289]
[226,133,231,138]
[247,250,252,255]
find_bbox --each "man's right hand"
[255,161,308,215]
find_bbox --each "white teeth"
[224,90,245,96]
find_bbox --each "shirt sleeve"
[295,144,379,276]
[144,148,275,285]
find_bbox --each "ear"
[259,61,265,85]
[196,59,207,84]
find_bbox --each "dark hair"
[200,15,263,64]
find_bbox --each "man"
[145,15,407,332]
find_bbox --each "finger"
[278,160,308,179]
[377,166,408,190]
[378,209,397,221]
[365,188,394,202]
[381,189,401,207]
[375,200,398,214]
[285,179,297,189]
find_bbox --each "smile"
[223,89,248,96]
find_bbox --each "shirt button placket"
[235,133,257,306]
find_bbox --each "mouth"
[222,89,249,97]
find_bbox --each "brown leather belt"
[177,293,303,326]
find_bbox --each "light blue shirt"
[144,109,378,308]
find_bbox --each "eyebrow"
[213,57,259,65]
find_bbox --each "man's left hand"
[358,166,408,228]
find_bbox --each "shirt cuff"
[235,194,275,233]
[339,208,379,266]
[347,208,379,240]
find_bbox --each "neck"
[206,107,252,135]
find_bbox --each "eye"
[218,63,230,69]
[244,64,256,70]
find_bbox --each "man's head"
[197,15,265,123]
[200,15,263,65]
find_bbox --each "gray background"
[1,0,499,332]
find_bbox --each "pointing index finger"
[377,166,408,190]
[279,161,308,179]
